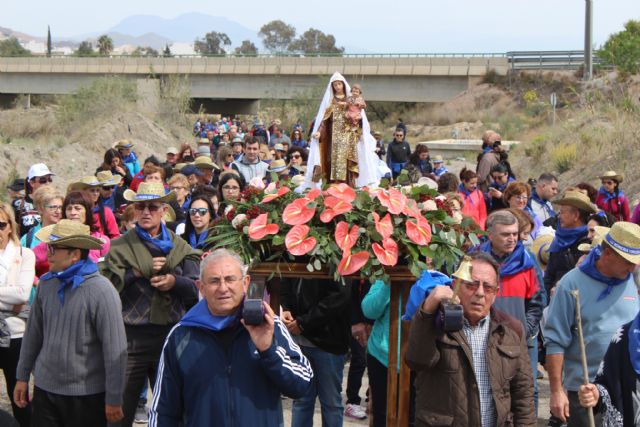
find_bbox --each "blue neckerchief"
[434,166,448,177]
[41,259,98,306]
[180,299,241,331]
[188,230,208,249]
[598,187,625,204]
[135,222,174,255]
[477,240,534,277]
[181,195,192,211]
[483,146,492,154]
[529,188,556,218]
[402,270,452,321]
[578,245,629,301]
[628,312,640,375]
[549,225,588,253]
[458,183,476,206]
[100,194,115,211]
[121,151,137,164]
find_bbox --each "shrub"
[551,143,578,173]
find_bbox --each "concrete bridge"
[0,55,508,113]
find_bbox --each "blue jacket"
[149,302,314,427]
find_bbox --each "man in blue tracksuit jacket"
[149,249,314,427]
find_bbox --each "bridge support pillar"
[191,98,260,115]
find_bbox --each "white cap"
[27,163,55,180]
[166,147,179,155]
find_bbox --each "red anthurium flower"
[305,188,322,201]
[337,250,370,276]
[261,186,290,203]
[248,213,280,240]
[403,199,421,219]
[372,212,393,239]
[285,225,317,256]
[320,197,353,223]
[282,198,317,225]
[372,237,399,266]
[405,217,432,246]
[325,183,356,203]
[335,221,359,252]
[377,188,407,215]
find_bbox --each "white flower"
[224,205,234,215]
[264,182,277,195]
[421,200,438,211]
[248,177,265,190]
[231,214,248,229]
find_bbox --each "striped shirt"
[463,315,496,427]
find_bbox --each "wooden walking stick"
[570,290,596,427]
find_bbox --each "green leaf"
[272,235,285,246]
[306,263,314,272]
[468,233,480,247]
[313,259,322,270]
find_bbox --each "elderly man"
[100,182,200,427]
[406,252,535,426]
[544,191,596,296]
[529,173,559,223]
[269,125,291,148]
[232,136,269,183]
[150,249,313,426]
[475,210,545,411]
[15,220,127,426]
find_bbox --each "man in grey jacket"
[14,220,127,426]
[232,136,269,183]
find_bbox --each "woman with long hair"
[595,171,629,221]
[405,144,433,183]
[182,195,216,250]
[72,178,120,240]
[178,143,195,163]
[0,202,35,427]
[290,128,307,149]
[457,168,487,230]
[96,148,133,187]
[217,172,246,217]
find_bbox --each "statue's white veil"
[303,72,381,190]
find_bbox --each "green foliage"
[162,44,172,57]
[158,75,191,125]
[74,40,95,57]
[235,40,258,56]
[599,20,640,74]
[0,37,31,57]
[97,35,113,56]
[288,28,344,55]
[194,31,232,55]
[523,135,547,160]
[131,46,159,57]
[56,77,137,128]
[497,113,526,139]
[551,143,577,173]
[259,20,296,53]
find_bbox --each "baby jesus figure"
[346,84,366,131]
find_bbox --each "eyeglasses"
[102,186,115,191]
[513,195,528,201]
[222,185,240,191]
[45,204,63,211]
[32,176,52,185]
[0,221,8,230]
[205,275,243,287]
[46,244,72,256]
[291,154,301,159]
[134,203,163,212]
[189,207,209,216]
[463,281,499,295]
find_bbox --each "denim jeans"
[527,336,539,416]
[291,346,347,427]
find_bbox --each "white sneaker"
[344,403,367,420]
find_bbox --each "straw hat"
[274,143,285,152]
[194,156,220,170]
[552,190,597,214]
[67,176,101,192]
[198,138,211,145]
[96,170,122,187]
[174,163,188,173]
[601,221,640,264]
[432,155,444,163]
[268,159,288,173]
[163,205,176,223]
[599,170,623,183]
[35,219,104,250]
[114,139,134,149]
[123,182,176,203]
[578,226,610,253]
[531,234,554,266]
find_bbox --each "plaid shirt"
[463,315,496,427]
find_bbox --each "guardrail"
[506,50,602,70]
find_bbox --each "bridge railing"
[506,50,603,70]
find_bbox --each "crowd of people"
[0,112,638,427]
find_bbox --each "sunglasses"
[32,176,53,185]
[463,281,499,295]
[0,221,8,230]
[291,154,301,159]
[102,186,116,191]
[134,203,163,212]
[46,244,73,256]
[189,207,210,216]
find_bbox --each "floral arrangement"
[208,180,480,284]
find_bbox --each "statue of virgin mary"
[303,72,383,189]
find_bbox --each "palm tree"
[97,35,113,56]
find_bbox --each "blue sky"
[4,0,639,52]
